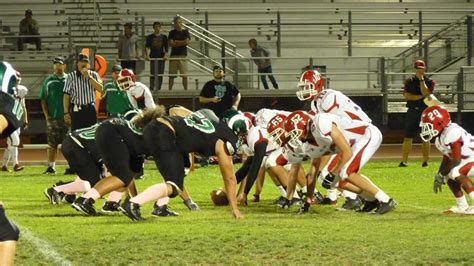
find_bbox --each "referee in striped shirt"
[63,54,103,130]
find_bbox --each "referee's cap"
[53,57,65,65]
[414,60,425,69]
[78,53,89,63]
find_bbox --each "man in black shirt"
[145,22,168,91]
[199,65,241,119]
[168,16,191,90]
[399,60,435,167]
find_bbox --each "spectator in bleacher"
[17,9,41,51]
[63,54,103,131]
[399,59,434,168]
[103,65,133,117]
[146,22,168,91]
[118,22,139,73]
[248,39,278,90]
[168,16,191,91]
[40,57,69,174]
[199,65,241,119]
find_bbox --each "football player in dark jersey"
[120,108,244,220]
[0,61,22,266]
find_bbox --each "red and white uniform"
[240,125,284,169]
[254,108,290,129]
[435,123,474,179]
[127,81,155,110]
[310,113,382,179]
[311,89,371,123]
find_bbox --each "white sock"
[468,192,474,204]
[456,196,469,208]
[11,146,18,165]
[277,186,287,197]
[156,197,170,207]
[327,189,338,201]
[342,190,357,200]
[48,162,56,168]
[301,186,307,194]
[374,190,390,203]
[293,193,301,199]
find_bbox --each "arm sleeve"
[235,156,253,184]
[63,74,72,94]
[199,83,213,97]
[244,141,268,194]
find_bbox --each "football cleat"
[120,197,143,221]
[338,196,363,211]
[312,191,325,205]
[357,200,380,213]
[72,197,96,216]
[43,187,62,205]
[274,196,287,207]
[1,165,10,172]
[463,206,474,215]
[13,164,24,172]
[151,204,179,217]
[43,166,56,174]
[252,194,260,202]
[422,161,429,167]
[375,198,397,215]
[442,205,469,215]
[101,201,121,213]
[398,162,408,167]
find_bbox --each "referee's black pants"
[71,103,97,131]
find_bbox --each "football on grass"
[210,189,229,206]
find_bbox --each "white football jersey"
[311,89,371,123]
[241,126,279,156]
[127,81,155,109]
[310,113,371,155]
[435,123,474,159]
[254,108,290,129]
[282,141,331,164]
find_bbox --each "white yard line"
[403,204,441,212]
[19,225,73,266]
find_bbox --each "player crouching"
[420,105,474,215]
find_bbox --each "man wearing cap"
[118,22,139,72]
[399,59,435,167]
[168,16,191,90]
[102,65,133,117]
[39,57,69,174]
[17,9,41,51]
[63,54,103,131]
[199,65,241,119]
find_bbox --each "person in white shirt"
[116,68,155,110]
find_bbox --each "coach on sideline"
[63,54,103,130]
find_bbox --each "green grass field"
[1,160,473,265]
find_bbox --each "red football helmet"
[243,112,256,126]
[267,114,288,146]
[296,70,324,101]
[117,68,136,91]
[419,105,451,141]
[284,111,311,149]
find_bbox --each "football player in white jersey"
[296,69,372,209]
[117,68,155,110]
[419,105,474,215]
[1,74,28,172]
[284,111,396,214]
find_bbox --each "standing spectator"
[17,9,41,51]
[145,21,168,91]
[199,65,241,119]
[1,80,28,172]
[40,57,69,174]
[118,22,139,72]
[168,16,191,91]
[248,39,278,90]
[63,54,103,131]
[399,60,434,167]
[103,65,133,117]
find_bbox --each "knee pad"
[166,181,182,198]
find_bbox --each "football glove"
[184,199,200,211]
[433,173,445,194]
[322,173,336,189]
